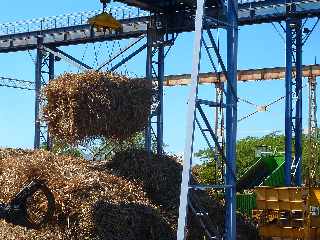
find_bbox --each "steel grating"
[116,0,221,11]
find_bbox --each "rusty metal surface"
[162,64,320,86]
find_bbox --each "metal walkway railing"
[0,5,149,36]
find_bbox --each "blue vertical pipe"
[157,37,164,156]
[225,0,238,239]
[47,53,55,150]
[145,28,153,155]
[34,37,43,149]
[285,20,293,186]
[294,19,303,186]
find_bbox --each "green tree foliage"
[89,132,145,160]
[195,131,320,184]
[45,131,161,160]
[236,132,285,177]
[48,140,84,158]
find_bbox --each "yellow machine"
[252,76,320,240]
[88,0,122,31]
[253,186,320,239]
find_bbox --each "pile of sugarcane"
[0,148,259,240]
[43,71,152,145]
[0,148,174,240]
[106,150,260,240]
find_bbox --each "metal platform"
[0,18,148,53]
[0,8,149,53]
[239,0,320,25]
[117,0,221,11]
[0,0,319,53]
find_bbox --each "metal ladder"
[176,0,238,239]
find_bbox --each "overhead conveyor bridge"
[0,0,319,53]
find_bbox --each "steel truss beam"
[163,64,320,85]
[2,64,320,91]
[177,0,238,239]
[284,10,303,186]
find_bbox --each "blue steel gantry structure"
[0,0,319,239]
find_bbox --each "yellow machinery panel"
[259,225,320,239]
[255,187,308,211]
[254,187,320,239]
[311,189,320,205]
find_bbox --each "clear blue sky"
[0,0,319,156]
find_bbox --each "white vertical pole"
[176,0,205,239]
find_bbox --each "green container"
[236,155,285,217]
[262,155,285,187]
[236,193,256,217]
[237,155,279,191]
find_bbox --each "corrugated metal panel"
[236,193,256,216]
[263,156,285,187]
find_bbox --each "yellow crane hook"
[88,0,122,32]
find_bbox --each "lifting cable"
[238,95,285,122]
[77,43,89,73]
[77,30,91,73]
[105,41,118,71]
[238,83,308,122]
[93,42,100,68]
[24,35,36,64]
[27,50,36,64]
[116,40,129,75]
[98,35,145,71]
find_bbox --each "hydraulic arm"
[0,179,55,229]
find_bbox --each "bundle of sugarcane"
[43,71,152,145]
[0,148,174,240]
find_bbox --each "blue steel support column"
[225,0,238,238]
[285,20,293,186]
[47,53,55,150]
[34,38,43,149]
[145,28,152,155]
[157,37,164,156]
[49,53,55,81]
[294,19,303,186]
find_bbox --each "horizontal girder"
[1,64,319,90]
[163,64,320,86]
